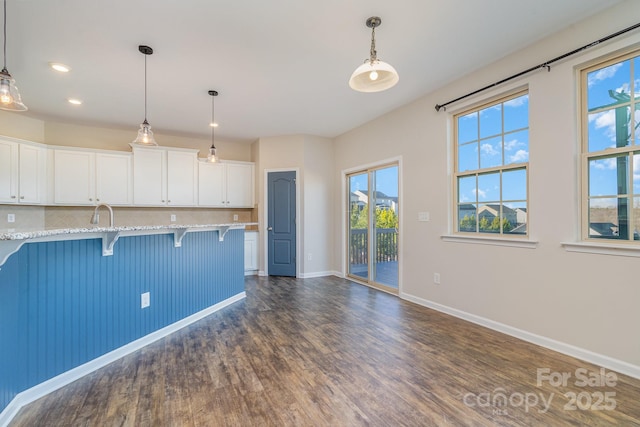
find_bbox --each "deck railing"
[349,228,398,264]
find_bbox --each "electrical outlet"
[233,214,238,221]
[141,292,150,308]
[170,214,176,222]
[434,273,441,285]
[418,212,430,222]
[7,214,15,223]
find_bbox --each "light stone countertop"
[0,223,258,241]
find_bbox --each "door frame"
[262,168,301,277]
[341,156,403,294]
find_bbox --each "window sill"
[561,241,640,258]
[441,234,538,249]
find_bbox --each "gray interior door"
[268,171,296,276]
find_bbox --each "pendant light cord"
[143,53,147,121]
[3,0,7,70]
[211,93,215,149]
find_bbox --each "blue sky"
[587,56,640,208]
[350,165,398,198]
[457,94,529,209]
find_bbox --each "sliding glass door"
[347,164,399,292]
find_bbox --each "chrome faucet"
[90,203,114,227]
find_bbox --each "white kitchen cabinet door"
[0,140,45,204]
[0,140,18,203]
[226,162,254,207]
[197,161,226,207]
[96,152,132,205]
[18,143,46,204]
[167,150,197,206]
[244,231,258,272]
[54,149,95,205]
[133,148,166,205]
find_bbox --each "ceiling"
[4,0,623,144]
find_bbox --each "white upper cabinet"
[132,147,165,205]
[226,162,254,207]
[198,160,254,208]
[198,161,226,207]
[95,152,132,205]
[54,149,96,205]
[53,148,132,206]
[0,138,46,204]
[167,150,197,206]
[132,146,198,206]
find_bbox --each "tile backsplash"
[0,205,45,230]
[45,206,255,229]
[0,205,256,230]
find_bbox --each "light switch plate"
[418,212,430,222]
[7,214,15,223]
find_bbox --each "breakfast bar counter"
[0,222,254,419]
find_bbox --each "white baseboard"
[298,270,342,279]
[244,270,258,276]
[0,292,246,427]
[400,292,640,380]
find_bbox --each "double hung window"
[454,92,529,236]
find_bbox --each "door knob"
[267,226,273,231]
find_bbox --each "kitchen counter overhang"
[0,223,257,266]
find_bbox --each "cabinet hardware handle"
[20,196,24,199]
[11,195,16,199]
[89,198,93,201]
[97,198,100,201]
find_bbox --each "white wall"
[302,136,334,276]
[255,134,334,277]
[332,0,640,371]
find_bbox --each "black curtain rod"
[434,22,640,112]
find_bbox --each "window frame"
[580,49,640,244]
[452,90,530,238]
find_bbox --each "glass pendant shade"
[207,146,218,163]
[132,119,157,146]
[349,59,399,93]
[0,68,26,111]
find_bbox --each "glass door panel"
[348,172,369,280]
[372,166,399,288]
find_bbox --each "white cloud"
[588,63,623,87]
[504,95,528,108]
[480,143,498,156]
[473,188,487,198]
[591,157,617,170]
[509,150,529,163]
[503,138,523,151]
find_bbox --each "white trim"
[340,156,403,291]
[298,270,342,279]
[0,292,246,427]
[400,292,640,380]
[441,234,538,249]
[562,241,640,257]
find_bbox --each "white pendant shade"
[349,59,399,93]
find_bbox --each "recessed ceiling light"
[67,98,83,105]
[209,122,218,127]
[49,62,71,73]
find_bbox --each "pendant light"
[207,90,219,163]
[349,16,399,93]
[132,45,157,146]
[0,0,26,111]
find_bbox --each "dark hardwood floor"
[10,275,640,426]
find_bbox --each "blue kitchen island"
[0,224,250,423]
